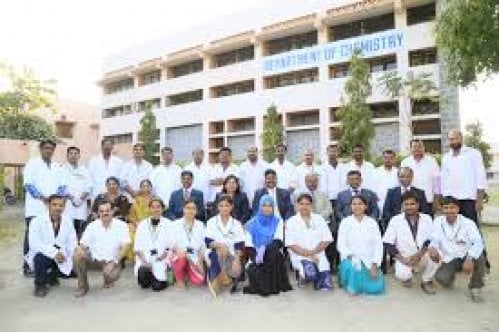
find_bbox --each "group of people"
[22,129,489,302]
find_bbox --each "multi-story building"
[99,0,458,163]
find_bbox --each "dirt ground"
[0,205,497,332]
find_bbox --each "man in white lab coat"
[344,144,377,191]
[209,147,239,203]
[383,191,438,294]
[88,138,123,199]
[120,143,153,198]
[183,148,211,207]
[295,149,326,194]
[62,146,92,238]
[23,139,67,276]
[238,146,267,206]
[26,195,77,297]
[270,143,297,193]
[150,146,182,208]
[375,149,399,212]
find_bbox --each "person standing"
[23,139,67,276]
[150,146,182,208]
[323,144,346,218]
[295,149,326,194]
[270,143,297,193]
[238,146,267,206]
[62,146,92,238]
[209,147,239,204]
[375,149,399,213]
[88,138,123,199]
[183,148,211,207]
[344,144,377,192]
[120,143,153,198]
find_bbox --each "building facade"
[99,0,458,163]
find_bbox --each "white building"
[99,0,458,163]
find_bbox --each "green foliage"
[0,63,57,117]
[261,104,284,162]
[138,103,159,165]
[436,0,499,86]
[338,49,374,159]
[378,71,439,102]
[0,114,56,141]
[464,120,493,169]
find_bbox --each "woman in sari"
[168,199,206,290]
[89,176,130,222]
[243,195,292,296]
[337,195,385,295]
[127,179,154,261]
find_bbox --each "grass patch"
[486,184,499,208]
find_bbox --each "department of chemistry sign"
[262,29,405,74]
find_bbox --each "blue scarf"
[246,195,279,248]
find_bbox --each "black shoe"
[230,281,239,294]
[23,268,35,278]
[34,286,48,297]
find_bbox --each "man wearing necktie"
[167,171,205,221]
[335,170,379,222]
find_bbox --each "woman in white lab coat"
[134,198,171,291]
[168,199,206,289]
[337,195,385,295]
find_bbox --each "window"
[371,102,399,118]
[55,122,74,139]
[167,90,203,106]
[287,110,320,127]
[412,118,441,135]
[104,133,133,144]
[329,63,350,78]
[330,107,341,122]
[213,46,254,68]
[330,127,342,141]
[137,98,161,112]
[412,99,439,116]
[265,31,318,56]
[140,70,161,85]
[227,118,255,132]
[369,54,397,72]
[265,68,319,89]
[105,78,134,94]
[102,105,133,118]
[419,139,441,154]
[329,13,395,41]
[409,48,437,67]
[211,80,254,98]
[407,3,436,26]
[170,60,203,78]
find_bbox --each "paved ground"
[0,205,498,332]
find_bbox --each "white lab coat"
[270,159,297,190]
[23,157,66,218]
[133,217,171,281]
[62,163,92,220]
[286,213,332,274]
[337,215,383,268]
[25,213,77,275]
[383,213,438,282]
[168,218,206,263]
[120,159,153,193]
[150,163,182,207]
[205,216,245,256]
[88,154,123,198]
[238,159,268,205]
[208,164,239,202]
[375,166,399,211]
[183,162,212,206]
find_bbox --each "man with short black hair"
[252,169,294,221]
[375,149,399,212]
[239,146,267,205]
[345,144,376,192]
[120,143,153,198]
[88,138,123,199]
[270,143,297,193]
[335,170,379,221]
[151,146,182,207]
[209,147,239,203]
[167,170,205,221]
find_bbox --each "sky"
[0,0,497,143]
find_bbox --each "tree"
[436,0,499,86]
[378,71,439,150]
[260,104,284,162]
[338,49,374,159]
[464,120,493,169]
[0,62,57,141]
[138,103,159,165]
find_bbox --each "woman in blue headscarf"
[243,195,292,296]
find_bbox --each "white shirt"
[80,218,130,262]
[168,218,206,261]
[383,213,433,256]
[205,216,245,256]
[23,157,66,218]
[88,154,123,198]
[430,215,484,263]
[245,219,284,248]
[266,187,282,218]
[345,160,377,192]
[441,146,487,200]
[323,161,347,200]
[337,215,383,267]
[133,217,171,277]
[62,163,92,220]
[238,159,268,205]
[26,213,77,275]
[295,163,326,194]
[183,162,212,206]
[375,166,399,211]
[401,155,440,203]
[270,159,297,190]
[120,159,153,193]
[209,163,239,202]
[150,163,182,206]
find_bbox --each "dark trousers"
[23,217,34,271]
[137,266,167,291]
[326,200,339,272]
[34,253,60,287]
[457,199,490,268]
[73,219,87,239]
[435,254,486,289]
